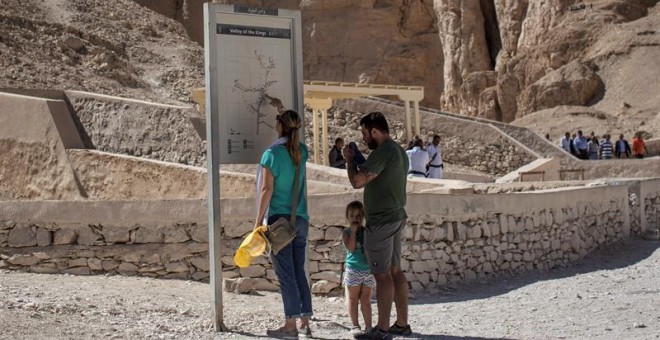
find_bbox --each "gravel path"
[1,239,658,340]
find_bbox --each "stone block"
[420,251,433,260]
[239,265,266,278]
[160,225,190,243]
[223,270,239,279]
[224,220,252,238]
[189,224,208,242]
[311,280,339,294]
[308,249,325,261]
[118,262,138,274]
[138,265,165,273]
[142,253,161,264]
[133,226,163,243]
[36,228,52,246]
[8,225,37,247]
[224,277,254,294]
[252,278,280,292]
[467,226,482,239]
[102,260,120,271]
[266,269,278,281]
[324,227,343,240]
[310,271,341,283]
[308,226,325,241]
[417,272,430,286]
[64,267,90,275]
[319,262,342,271]
[400,259,409,272]
[30,264,59,274]
[456,223,468,240]
[76,227,100,246]
[411,261,426,273]
[88,258,103,271]
[499,215,509,234]
[403,226,413,240]
[69,258,88,268]
[446,223,454,241]
[101,225,130,244]
[7,254,41,266]
[121,252,141,263]
[191,256,209,271]
[192,271,210,281]
[162,272,189,280]
[410,281,424,292]
[308,260,319,273]
[165,261,190,273]
[34,252,50,260]
[419,228,431,241]
[436,274,448,285]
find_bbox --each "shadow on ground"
[410,239,660,305]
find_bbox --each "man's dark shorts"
[363,219,406,275]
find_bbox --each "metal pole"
[204,3,227,332]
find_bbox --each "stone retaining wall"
[0,183,639,293]
[641,178,660,233]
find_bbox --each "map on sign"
[215,12,294,162]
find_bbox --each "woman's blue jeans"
[268,215,313,319]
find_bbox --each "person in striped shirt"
[600,134,613,159]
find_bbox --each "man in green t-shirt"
[342,112,411,340]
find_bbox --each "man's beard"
[367,139,378,150]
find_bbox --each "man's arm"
[346,161,378,189]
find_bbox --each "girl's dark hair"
[345,200,364,218]
[277,110,302,166]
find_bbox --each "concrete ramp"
[496,158,560,184]
[0,92,86,200]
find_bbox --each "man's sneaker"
[298,324,312,338]
[266,327,298,340]
[354,326,392,340]
[389,323,412,336]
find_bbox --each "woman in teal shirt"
[254,110,312,339]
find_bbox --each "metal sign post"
[204,3,303,331]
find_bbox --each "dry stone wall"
[641,179,660,235]
[0,184,638,294]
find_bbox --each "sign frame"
[203,3,304,332]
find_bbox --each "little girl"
[342,201,375,336]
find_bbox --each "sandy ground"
[1,239,659,340]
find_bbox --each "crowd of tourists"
[556,130,649,159]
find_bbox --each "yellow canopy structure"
[303,80,424,165]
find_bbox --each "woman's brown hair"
[277,110,302,167]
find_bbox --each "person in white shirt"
[406,139,429,178]
[426,135,443,179]
[559,132,571,153]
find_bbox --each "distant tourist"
[426,134,443,179]
[600,134,613,159]
[587,136,599,160]
[570,133,578,157]
[342,201,375,337]
[255,110,313,339]
[573,130,588,159]
[632,132,648,159]
[329,137,346,169]
[560,132,571,153]
[406,139,429,178]
[342,111,411,339]
[615,134,631,158]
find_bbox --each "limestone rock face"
[518,61,604,115]
[434,0,492,113]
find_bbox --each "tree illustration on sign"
[232,50,278,135]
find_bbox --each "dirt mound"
[0,0,204,104]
